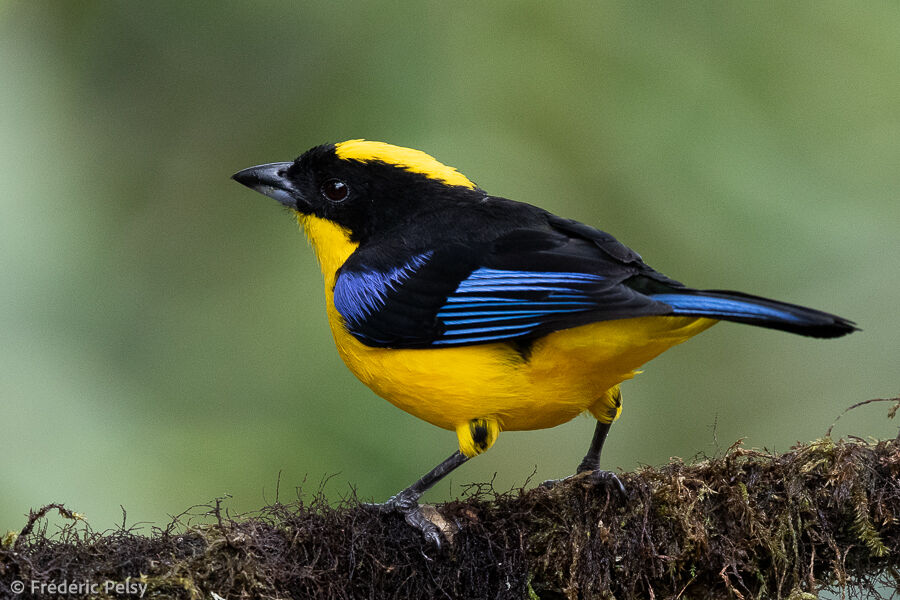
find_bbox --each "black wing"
[332,223,674,348]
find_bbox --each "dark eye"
[321,179,349,202]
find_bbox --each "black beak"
[231,162,298,208]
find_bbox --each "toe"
[402,505,447,550]
[588,470,627,500]
[368,496,451,549]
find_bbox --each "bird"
[232,139,856,546]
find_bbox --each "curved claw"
[401,504,444,550]
[367,492,449,550]
[585,469,627,500]
[540,469,627,501]
[363,451,468,550]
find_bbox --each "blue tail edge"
[650,290,858,339]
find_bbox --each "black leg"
[575,420,625,498]
[374,450,469,548]
[388,450,468,507]
[577,421,612,473]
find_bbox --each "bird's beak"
[231,162,300,209]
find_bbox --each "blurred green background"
[1,2,898,533]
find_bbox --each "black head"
[232,140,484,242]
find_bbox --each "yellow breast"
[297,214,716,433]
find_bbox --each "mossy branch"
[3,433,900,599]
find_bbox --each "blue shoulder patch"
[334,252,432,326]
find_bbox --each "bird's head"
[232,140,480,243]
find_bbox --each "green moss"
[2,437,898,599]
[851,488,889,558]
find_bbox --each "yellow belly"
[326,289,716,432]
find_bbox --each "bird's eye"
[321,179,349,202]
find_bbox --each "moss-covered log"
[2,436,899,599]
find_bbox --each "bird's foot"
[583,469,627,499]
[540,469,626,500]
[367,490,453,550]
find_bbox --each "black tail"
[649,289,858,339]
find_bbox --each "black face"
[233,144,486,244]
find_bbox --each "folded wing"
[333,227,672,348]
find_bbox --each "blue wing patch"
[334,252,433,327]
[433,268,605,345]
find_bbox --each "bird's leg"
[541,420,625,498]
[373,418,497,548]
[372,450,469,548]
[384,450,469,509]
[577,420,612,473]
[575,421,626,497]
